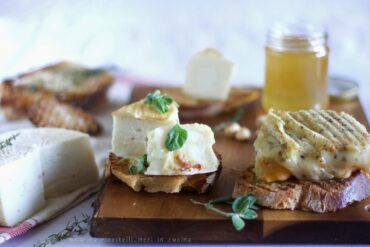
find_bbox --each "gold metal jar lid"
[329,76,359,102]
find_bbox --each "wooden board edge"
[90,181,370,244]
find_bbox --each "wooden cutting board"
[90,86,370,244]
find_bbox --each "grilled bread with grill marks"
[234,109,370,213]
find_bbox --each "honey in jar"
[263,24,329,111]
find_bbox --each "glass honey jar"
[262,24,329,111]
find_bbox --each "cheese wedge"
[0,128,99,226]
[183,48,235,100]
[145,123,219,175]
[0,145,44,227]
[112,99,179,157]
[255,109,370,182]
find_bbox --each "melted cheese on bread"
[255,109,370,182]
[145,123,219,175]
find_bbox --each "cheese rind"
[145,123,219,175]
[0,128,99,226]
[112,99,179,157]
[183,48,235,100]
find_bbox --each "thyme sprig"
[191,194,258,231]
[213,108,245,132]
[0,133,20,150]
[33,213,91,247]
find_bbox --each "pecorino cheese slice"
[0,128,99,226]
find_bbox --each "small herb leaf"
[232,194,256,214]
[190,194,258,233]
[165,124,188,151]
[0,133,20,150]
[231,214,245,231]
[232,108,245,122]
[126,154,148,175]
[162,95,173,105]
[213,107,245,132]
[239,209,258,220]
[144,90,174,113]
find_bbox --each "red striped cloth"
[0,220,37,243]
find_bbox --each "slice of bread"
[107,152,222,194]
[0,80,54,119]
[0,62,113,119]
[233,167,370,213]
[28,99,102,135]
[162,87,259,118]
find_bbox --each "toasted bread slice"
[1,62,113,119]
[162,87,259,118]
[28,99,102,135]
[233,167,370,213]
[0,80,54,119]
[108,153,222,194]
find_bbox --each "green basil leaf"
[239,209,258,220]
[165,124,188,151]
[231,214,245,231]
[144,90,174,114]
[232,194,257,215]
[162,95,173,105]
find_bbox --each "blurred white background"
[0,0,369,109]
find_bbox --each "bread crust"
[108,152,222,194]
[233,167,370,213]
[28,98,102,135]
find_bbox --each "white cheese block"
[112,99,179,157]
[0,146,44,227]
[145,123,219,175]
[0,128,99,226]
[183,48,235,100]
